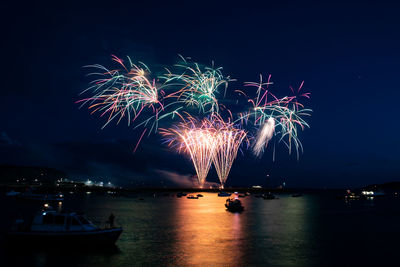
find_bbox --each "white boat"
[7,205,122,247]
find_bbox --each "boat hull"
[225,204,244,212]
[6,228,123,247]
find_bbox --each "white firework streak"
[253,117,275,157]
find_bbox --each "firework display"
[78,55,312,187]
[77,55,163,129]
[238,75,312,159]
[210,117,247,188]
[160,116,216,186]
[163,56,232,114]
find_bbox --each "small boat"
[263,192,276,199]
[176,192,187,198]
[218,191,231,197]
[196,194,203,197]
[225,198,244,212]
[6,205,122,247]
[187,195,199,199]
[6,190,21,197]
[292,193,303,197]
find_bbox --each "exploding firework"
[238,75,312,159]
[270,104,311,158]
[209,115,247,188]
[78,55,313,187]
[163,56,232,114]
[78,55,163,129]
[160,116,216,186]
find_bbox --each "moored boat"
[225,199,244,212]
[5,190,21,197]
[176,192,187,198]
[292,193,303,197]
[6,204,122,247]
[218,191,231,197]
[263,192,276,199]
[225,192,244,212]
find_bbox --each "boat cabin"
[31,210,97,232]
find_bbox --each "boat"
[187,195,199,199]
[292,193,303,197]
[6,190,21,197]
[6,204,122,247]
[196,194,203,197]
[263,192,276,199]
[176,192,187,198]
[225,198,244,212]
[218,191,231,197]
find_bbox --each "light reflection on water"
[2,193,400,266]
[172,194,247,266]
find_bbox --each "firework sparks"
[253,117,275,157]
[78,55,312,185]
[163,56,232,114]
[239,75,312,159]
[209,115,247,188]
[78,55,163,129]
[160,116,216,187]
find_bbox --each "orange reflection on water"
[172,193,248,266]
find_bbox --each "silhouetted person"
[108,213,115,228]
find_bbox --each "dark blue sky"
[1,1,399,188]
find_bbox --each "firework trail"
[77,55,163,129]
[253,117,275,157]
[209,115,247,188]
[160,116,216,187]
[163,56,232,114]
[238,75,312,159]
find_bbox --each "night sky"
[1,1,399,188]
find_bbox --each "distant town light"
[361,191,374,195]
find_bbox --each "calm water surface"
[1,192,400,266]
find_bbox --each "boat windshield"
[71,217,80,225]
[77,216,91,225]
[42,213,65,224]
[43,213,53,224]
[54,215,65,225]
